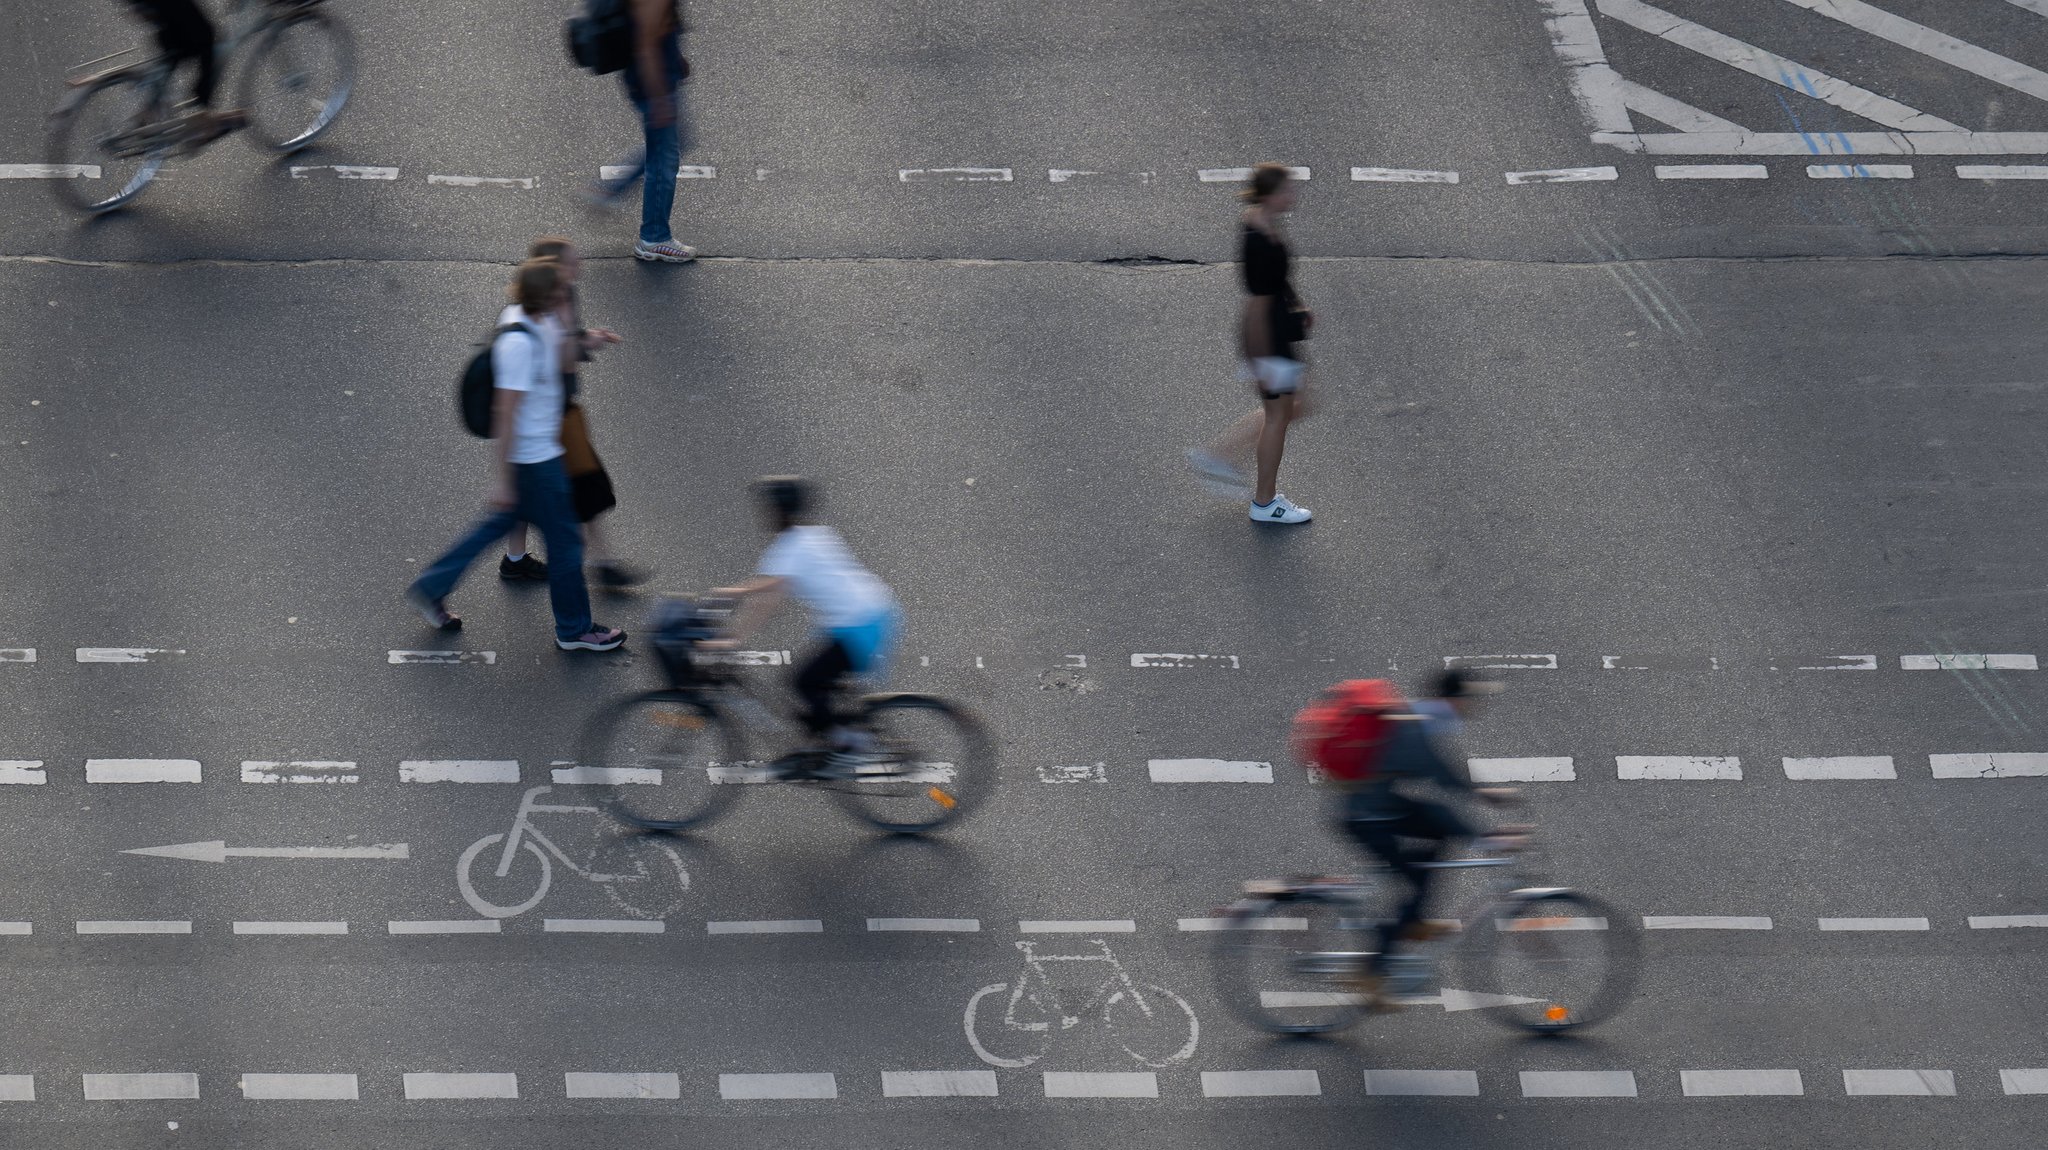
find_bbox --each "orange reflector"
[928,787,957,809]
[651,711,703,731]
[1544,1005,1570,1022]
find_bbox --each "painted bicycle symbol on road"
[457,786,690,920]
[963,938,1199,1068]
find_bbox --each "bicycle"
[1212,823,1639,1035]
[963,938,1199,1068]
[457,785,691,920]
[578,596,993,834]
[47,0,355,214]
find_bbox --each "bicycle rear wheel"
[1460,890,1639,1033]
[828,694,991,833]
[239,7,355,152]
[1212,891,1375,1034]
[45,74,166,213]
[579,690,743,831]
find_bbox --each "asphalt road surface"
[1,2,2045,1148]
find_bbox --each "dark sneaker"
[593,560,651,589]
[556,626,626,652]
[498,554,548,582]
[404,586,462,631]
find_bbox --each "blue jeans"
[613,36,690,245]
[412,457,592,643]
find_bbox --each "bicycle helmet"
[756,475,811,530]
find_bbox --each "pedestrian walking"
[1188,162,1315,525]
[499,236,650,590]
[407,258,626,651]
[592,0,696,263]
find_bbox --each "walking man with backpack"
[406,258,626,652]
[579,0,696,262]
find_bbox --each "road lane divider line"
[1519,1070,1637,1097]
[543,919,664,934]
[75,920,192,935]
[1681,1069,1803,1096]
[82,1073,197,1100]
[387,920,500,935]
[1043,1071,1158,1098]
[1350,167,1459,183]
[1130,653,1240,669]
[1362,1069,1479,1096]
[1444,654,1558,670]
[1819,917,1930,931]
[563,1072,679,1099]
[75,648,183,663]
[882,1070,999,1097]
[0,922,30,935]
[551,762,659,785]
[241,761,358,784]
[388,650,496,665]
[0,761,45,785]
[1199,166,1310,183]
[1505,166,1617,185]
[240,1073,359,1100]
[1970,915,2048,928]
[1617,756,1740,780]
[404,1072,518,1099]
[898,167,1013,182]
[1201,1070,1320,1097]
[599,164,714,181]
[425,174,535,189]
[867,918,979,932]
[1470,757,1576,782]
[0,1076,31,1101]
[86,758,201,783]
[707,919,823,934]
[1959,165,2048,180]
[1901,654,2036,669]
[399,760,518,784]
[1655,164,1767,179]
[1178,916,1307,931]
[720,1073,837,1099]
[1019,919,1135,934]
[1147,759,1271,783]
[287,165,397,180]
[232,921,347,935]
[2002,1069,2048,1095]
[1643,916,1771,930]
[0,648,35,662]
[1808,164,1913,179]
[0,164,97,179]
[1842,1069,1954,1096]
[1782,757,1895,780]
[1930,753,2048,778]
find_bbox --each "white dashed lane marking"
[1147,759,1271,783]
[0,164,97,179]
[1019,919,1135,934]
[0,1076,31,1101]
[388,650,496,665]
[241,1073,360,1100]
[706,919,823,935]
[232,921,347,935]
[1970,915,2048,928]
[1655,164,1768,179]
[1198,166,1311,183]
[387,920,500,935]
[720,1073,836,1100]
[1808,163,1914,179]
[0,922,30,935]
[1901,654,2037,669]
[1819,917,1930,931]
[1129,653,1240,669]
[1782,756,1896,780]
[1505,166,1618,185]
[398,760,518,783]
[598,164,715,181]
[551,763,657,785]
[83,1073,198,1100]
[0,761,45,785]
[881,1070,999,1097]
[1361,1070,1480,1096]
[1958,165,2048,180]
[1520,1070,1637,1098]
[404,1072,518,1099]
[564,1072,680,1100]
[866,918,980,932]
[1681,1069,1803,1096]
[1350,167,1459,183]
[1202,1070,1320,1097]
[288,165,398,180]
[543,919,664,934]
[75,920,191,935]
[1644,916,1772,930]
[2003,1069,2048,1095]
[425,174,535,189]
[1469,757,1576,782]
[1929,753,2048,778]
[241,760,358,784]
[1178,916,1306,931]
[85,758,200,783]
[1842,1069,1954,1097]
[1043,1072,1158,1098]
[0,648,35,662]
[1444,654,1558,670]
[75,648,183,663]
[1617,756,1741,780]
[897,167,1012,183]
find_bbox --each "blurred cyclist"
[1305,670,1518,1003]
[122,0,246,142]
[703,477,900,768]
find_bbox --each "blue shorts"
[830,607,899,678]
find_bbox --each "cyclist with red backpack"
[1293,670,1518,1001]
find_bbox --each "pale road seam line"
[75,920,191,935]
[240,1073,359,1100]
[867,918,980,932]
[0,761,46,785]
[86,758,201,783]
[1819,917,1930,931]
[233,921,348,935]
[1782,0,2048,103]
[387,920,500,934]
[82,1073,198,1100]
[1808,164,1914,179]
[1020,919,1136,933]
[706,919,824,934]
[1643,915,1772,929]
[1593,0,1965,132]
[403,1073,518,1099]
[1536,0,1636,137]
[881,1070,999,1097]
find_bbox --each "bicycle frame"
[489,785,606,879]
[996,940,1147,1031]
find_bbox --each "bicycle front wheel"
[46,75,165,213]
[240,7,355,152]
[579,690,743,831]
[1212,892,1375,1035]
[829,694,991,833]
[1460,890,1639,1033]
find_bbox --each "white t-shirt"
[758,525,894,630]
[493,303,565,466]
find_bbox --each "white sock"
[506,552,525,562]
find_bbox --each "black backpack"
[458,323,539,438]
[565,0,634,75]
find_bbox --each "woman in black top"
[1188,162,1314,524]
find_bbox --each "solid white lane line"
[1350,167,1459,183]
[404,1073,518,1099]
[1519,1070,1637,1097]
[83,1073,198,1100]
[707,919,823,934]
[1130,653,1240,669]
[1655,164,1768,179]
[388,650,496,665]
[1901,653,2037,669]
[233,921,348,935]
[564,1072,680,1099]
[1958,165,2048,180]
[387,920,500,935]
[1019,919,1135,934]
[1819,917,1929,931]
[0,648,36,662]
[240,1073,359,1100]
[550,764,659,785]
[1198,167,1311,183]
[0,923,31,935]
[1682,1069,1803,1096]
[882,1070,999,1097]
[1781,0,2048,103]
[86,758,201,783]
[76,920,191,935]
[0,164,98,179]
[1970,915,2048,928]
[76,648,183,662]
[1808,164,1913,179]
[241,761,358,784]
[1617,756,1740,780]
[288,165,398,180]
[1362,1069,1481,1096]
[543,919,664,934]
[1783,756,1895,780]
[0,761,45,785]
[1842,1069,1954,1097]
[1930,753,2048,778]
[1179,917,1307,931]
[1643,916,1771,930]
[1147,759,1271,783]
[1443,654,1558,669]
[2001,1069,2048,1094]
[720,1073,837,1099]
[1595,0,1962,132]
[426,174,535,189]
[1504,166,1618,185]
[1202,1070,1320,1097]
[867,918,979,932]
[1043,1071,1158,1098]
[399,760,518,783]
[0,1076,32,1101]
[1469,757,1575,782]
[898,167,1012,182]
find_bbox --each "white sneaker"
[633,239,697,263]
[1186,447,1249,498]
[1250,494,1312,524]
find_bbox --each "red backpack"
[1291,679,1406,782]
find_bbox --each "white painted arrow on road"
[121,841,410,864]
[1260,988,1545,1012]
